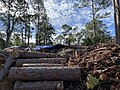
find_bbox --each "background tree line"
[0,0,120,49]
[55,0,120,46]
[0,0,55,49]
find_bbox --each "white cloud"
[44,0,91,33]
[44,0,75,25]
[29,37,36,43]
[44,0,114,35]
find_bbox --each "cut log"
[16,58,67,66]
[13,81,64,90]
[11,51,62,59]
[22,63,64,67]
[8,67,81,81]
[0,57,14,81]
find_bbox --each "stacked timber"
[8,66,81,90]
[0,47,82,90]
[2,50,81,90]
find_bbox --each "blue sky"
[44,0,115,36]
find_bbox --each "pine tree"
[113,0,120,44]
[0,0,28,47]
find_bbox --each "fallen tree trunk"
[22,63,64,67]
[11,51,62,59]
[8,67,81,81]
[0,57,14,81]
[13,81,64,90]
[16,58,67,66]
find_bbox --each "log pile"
[1,43,120,90]
[3,50,81,90]
[9,50,70,90]
[67,43,120,89]
[0,50,69,90]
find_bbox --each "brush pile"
[68,43,120,90]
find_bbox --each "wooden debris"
[99,73,110,81]
[8,67,81,81]
[13,81,64,90]
[66,43,120,89]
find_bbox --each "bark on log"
[0,57,14,81]
[16,58,67,67]
[13,81,64,90]
[8,67,81,81]
[0,57,5,65]
[11,51,62,59]
[0,76,14,90]
[0,51,10,57]
[22,63,64,67]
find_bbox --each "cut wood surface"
[11,51,62,59]
[8,67,81,81]
[16,58,67,66]
[22,63,64,67]
[13,81,64,90]
[0,57,14,81]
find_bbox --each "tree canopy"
[0,0,119,49]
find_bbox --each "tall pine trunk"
[5,15,15,47]
[5,14,11,47]
[27,15,30,46]
[25,23,27,45]
[92,0,96,37]
[36,3,40,46]
[113,0,120,44]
